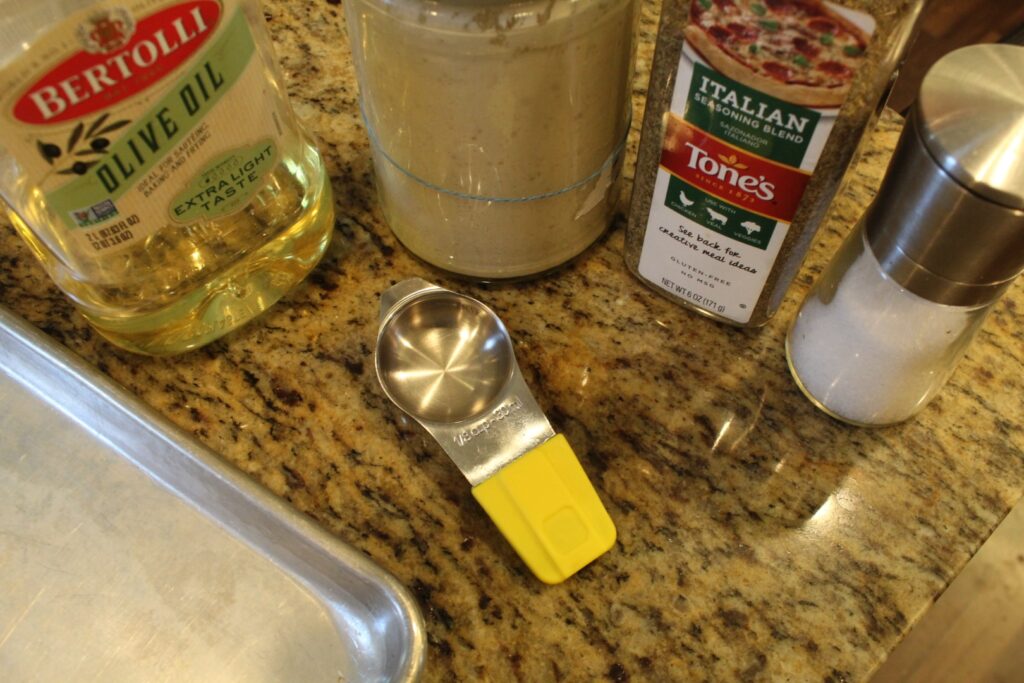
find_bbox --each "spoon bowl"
[375,291,515,424]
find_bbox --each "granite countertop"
[2,1,1023,681]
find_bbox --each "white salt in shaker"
[786,44,1024,426]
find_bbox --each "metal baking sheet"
[0,306,425,682]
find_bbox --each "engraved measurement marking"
[453,396,524,446]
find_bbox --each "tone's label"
[0,0,280,256]
[638,0,875,323]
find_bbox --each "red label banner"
[660,118,811,223]
[14,1,221,125]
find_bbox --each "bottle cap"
[865,44,1024,307]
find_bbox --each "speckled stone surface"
[2,2,1023,681]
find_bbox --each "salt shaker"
[786,45,1024,426]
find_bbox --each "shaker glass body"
[786,220,993,426]
[0,0,334,355]
[344,0,639,279]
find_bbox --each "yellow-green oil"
[8,139,333,355]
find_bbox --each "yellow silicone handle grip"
[471,434,616,584]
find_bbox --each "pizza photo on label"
[684,0,873,108]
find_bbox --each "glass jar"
[0,0,334,355]
[625,0,925,327]
[344,0,639,279]
[786,221,994,426]
[787,45,1024,426]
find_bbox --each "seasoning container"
[344,0,639,279]
[0,0,334,355]
[786,44,1024,426]
[625,0,924,326]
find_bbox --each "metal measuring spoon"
[375,279,616,584]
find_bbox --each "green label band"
[47,8,254,229]
[684,61,820,168]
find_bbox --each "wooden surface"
[872,501,1024,683]
[888,0,1024,112]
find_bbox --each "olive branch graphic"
[36,113,131,176]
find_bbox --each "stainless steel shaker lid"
[917,44,1024,210]
[864,44,1024,307]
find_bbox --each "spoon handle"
[471,434,616,584]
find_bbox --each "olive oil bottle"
[0,0,333,354]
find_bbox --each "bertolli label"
[0,0,281,256]
[13,2,219,124]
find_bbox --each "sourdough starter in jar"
[345,0,639,279]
